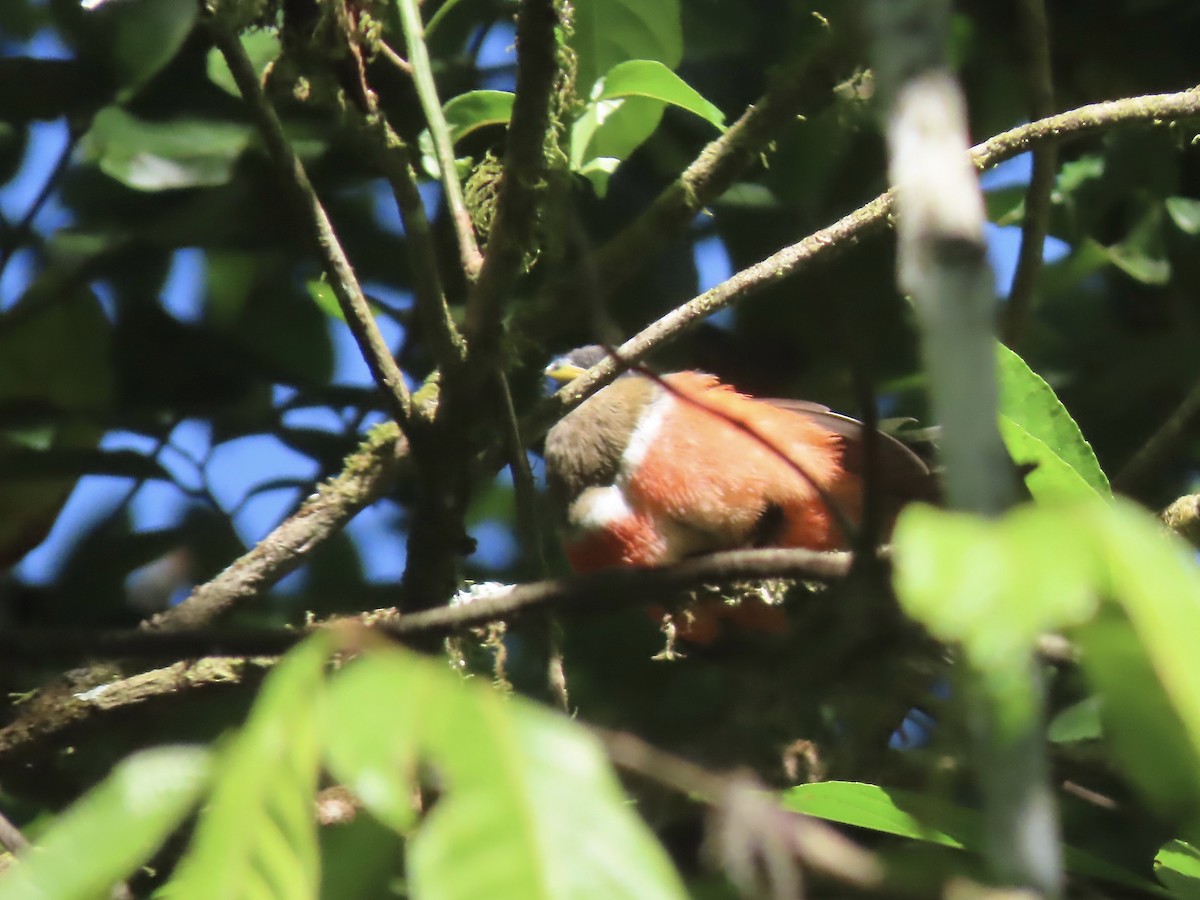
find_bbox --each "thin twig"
[144,423,410,632]
[497,371,568,710]
[1002,0,1058,347]
[212,25,416,428]
[524,86,1200,444]
[0,123,81,276]
[587,49,832,296]
[378,40,413,76]
[356,114,466,372]
[397,0,484,278]
[1114,376,1200,493]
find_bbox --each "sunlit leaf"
[784,781,1165,893]
[165,634,333,899]
[996,343,1111,499]
[573,0,682,97]
[593,60,724,129]
[0,747,210,900]
[325,649,688,900]
[1156,840,1200,897]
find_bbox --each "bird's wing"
[762,399,938,504]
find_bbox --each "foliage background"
[2,0,1200,896]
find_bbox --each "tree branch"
[144,423,409,632]
[212,25,416,428]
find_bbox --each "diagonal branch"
[212,25,415,428]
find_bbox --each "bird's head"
[543,345,612,387]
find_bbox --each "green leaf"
[892,504,1099,671]
[0,747,210,900]
[1047,696,1103,743]
[573,0,682,97]
[306,279,347,323]
[1166,196,1200,235]
[569,61,723,196]
[165,634,333,899]
[440,90,516,145]
[1156,840,1200,897]
[87,0,197,101]
[998,416,1103,502]
[783,781,1165,893]
[569,95,665,197]
[82,107,253,191]
[325,649,688,900]
[592,60,724,129]
[206,30,281,98]
[996,343,1111,498]
[418,90,515,177]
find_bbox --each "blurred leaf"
[892,504,1098,671]
[207,29,281,97]
[325,648,688,900]
[996,343,1112,499]
[0,747,210,900]
[1166,196,1200,235]
[0,289,112,566]
[86,0,197,101]
[1047,696,1103,743]
[1156,840,1200,897]
[573,0,682,96]
[165,634,332,899]
[783,782,1165,893]
[82,107,253,192]
[592,60,724,129]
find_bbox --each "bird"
[542,346,936,639]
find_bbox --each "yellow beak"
[543,360,588,385]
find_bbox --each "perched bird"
[543,346,935,578]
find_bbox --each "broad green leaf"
[165,634,333,900]
[569,61,723,196]
[783,782,1165,893]
[592,60,724,130]
[417,90,514,177]
[325,649,688,900]
[439,90,516,145]
[82,107,253,191]
[86,0,197,101]
[996,343,1111,498]
[998,416,1102,502]
[1156,840,1200,897]
[207,30,281,98]
[0,747,210,900]
[892,504,1098,671]
[1167,196,1200,235]
[573,0,682,97]
[569,96,665,197]
[1076,501,1200,828]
